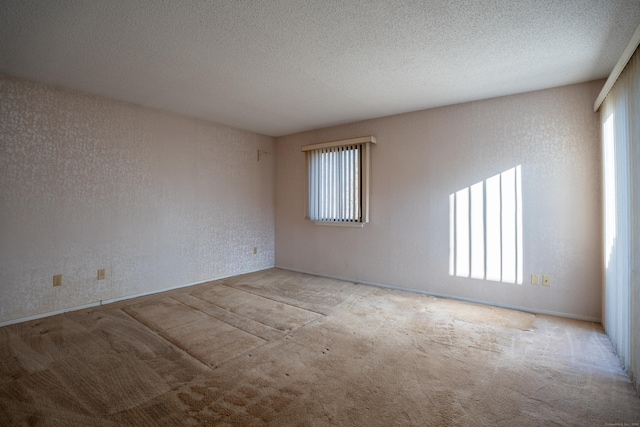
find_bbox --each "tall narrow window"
[449,165,523,284]
[302,136,375,226]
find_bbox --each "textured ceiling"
[1,1,639,137]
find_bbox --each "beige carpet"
[0,268,638,426]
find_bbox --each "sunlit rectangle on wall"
[449,165,523,284]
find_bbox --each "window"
[598,46,639,380]
[449,165,523,284]
[301,136,376,226]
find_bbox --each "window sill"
[313,221,364,228]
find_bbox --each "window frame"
[301,135,376,227]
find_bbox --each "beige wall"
[0,75,275,324]
[0,76,603,324]
[275,81,603,321]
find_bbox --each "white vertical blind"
[302,135,375,225]
[307,144,361,222]
[449,194,455,276]
[601,47,639,393]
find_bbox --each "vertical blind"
[302,135,375,225]
[307,144,361,222]
[600,46,639,392]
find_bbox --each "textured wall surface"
[0,75,275,324]
[275,81,603,320]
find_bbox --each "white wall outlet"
[97,269,106,280]
[542,275,551,287]
[53,274,62,287]
[531,274,539,285]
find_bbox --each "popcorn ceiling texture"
[276,80,604,321]
[0,1,638,136]
[0,75,275,324]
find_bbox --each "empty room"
[1,1,640,425]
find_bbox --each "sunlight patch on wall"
[449,166,523,284]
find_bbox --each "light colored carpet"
[0,268,638,426]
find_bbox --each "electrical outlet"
[53,274,62,287]
[97,269,105,280]
[542,275,551,287]
[253,246,257,254]
[531,274,539,285]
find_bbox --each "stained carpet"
[0,268,638,426]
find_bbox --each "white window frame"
[301,136,376,227]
